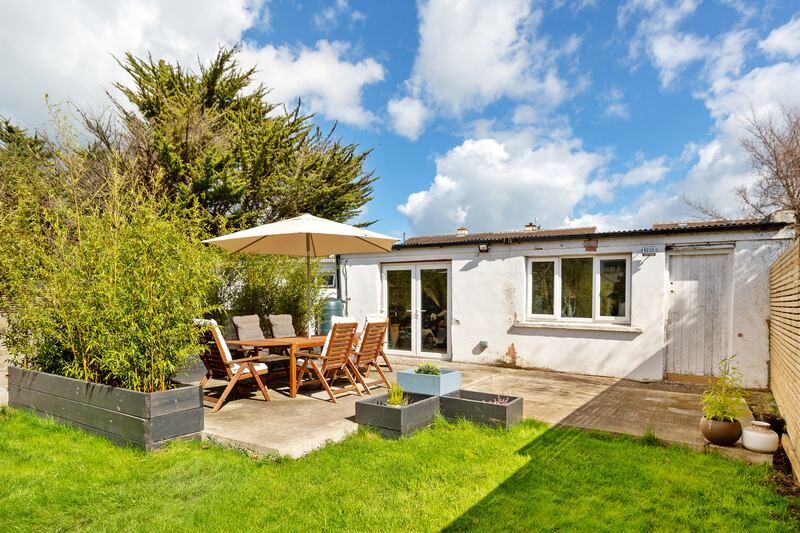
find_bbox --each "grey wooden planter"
[439,390,523,428]
[7,366,203,450]
[355,393,439,439]
[396,368,461,395]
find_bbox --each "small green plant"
[702,356,745,422]
[642,426,660,446]
[386,383,408,407]
[415,362,441,375]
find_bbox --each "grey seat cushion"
[268,314,296,338]
[232,315,265,342]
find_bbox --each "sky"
[1,1,800,238]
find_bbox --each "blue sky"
[2,1,800,237]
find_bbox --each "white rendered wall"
[730,238,791,387]
[341,228,791,387]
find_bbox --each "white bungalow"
[339,214,794,388]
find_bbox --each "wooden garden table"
[226,336,326,398]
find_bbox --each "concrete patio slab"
[186,357,773,464]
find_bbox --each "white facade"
[341,226,792,388]
[318,256,338,300]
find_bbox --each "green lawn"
[0,407,797,532]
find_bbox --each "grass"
[0,407,797,532]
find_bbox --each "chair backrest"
[232,315,265,342]
[355,318,388,365]
[321,318,357,371]
[268,314,296,338]
[357,314,386,349]
[194,319,233,380]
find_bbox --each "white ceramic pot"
[741,421,779,453]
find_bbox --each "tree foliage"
[736,106,800,228]
[0,119,220,392]
[0,47,376,390]
[215,255,322,336]
[113,46,376,234]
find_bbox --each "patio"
[181,357,767,462]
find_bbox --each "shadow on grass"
[440,373,797,533]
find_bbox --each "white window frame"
[321,272,337,289]
[527,255,631,323]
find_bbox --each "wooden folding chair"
[295,321,361,403]
[231,314,291,378]
[363,313,394,371]
[351,318,391,394]
[197,321,271,413]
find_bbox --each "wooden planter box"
[355,393,439,438]
[396,368,461,396]
[7,366,203,450]
[439,390,523,428]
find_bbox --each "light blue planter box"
[397,368,461,396]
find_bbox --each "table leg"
[290,344,297,398]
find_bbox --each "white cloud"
[600,88,629,119]
[240,40,384,127]
[566,191,687,231]
[398,136,607,234]
[576,155,669,205]
[0,0,263,129]
[312,0,366,32]
[613,155,669,187]
[409,0,573,115]
[0,0,382,130]
[759,18,800,59]
[618,0,752,89]
[571,61,800,228]
[387,96,430,140]
[681,61,800,212]
[649,33,708,86]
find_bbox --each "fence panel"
[770,240,800,478]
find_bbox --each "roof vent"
[456,227,469,236]
[524,222,540,232]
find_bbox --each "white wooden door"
[665,252,733,377]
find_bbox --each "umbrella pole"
[306,234,312,338]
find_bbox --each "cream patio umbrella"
[204,213,397,337]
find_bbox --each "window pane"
[386,270,412,351]
[531,262,555,315]
[561,258,592,318]
[600,259,627,317]
[420,268,448,353]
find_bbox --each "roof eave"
[393,221,790,250]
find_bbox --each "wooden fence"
[769,239,800,477]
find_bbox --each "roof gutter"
[393,221,790,250]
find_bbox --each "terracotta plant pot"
[700,416,742,446]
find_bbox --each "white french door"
[382,263,451,360]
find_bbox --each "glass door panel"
[385,269,413,352]
[419,267,448,355]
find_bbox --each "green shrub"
[215,254,323,336]
[415,362,441,375]
[0,133,220,392]
[702,356,745,422]
[387,383,407,407]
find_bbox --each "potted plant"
[396,362,461,396]
[440,390,523,428]
[354,383,439,438]
[2,169,218,450]
[700,356,745,446]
